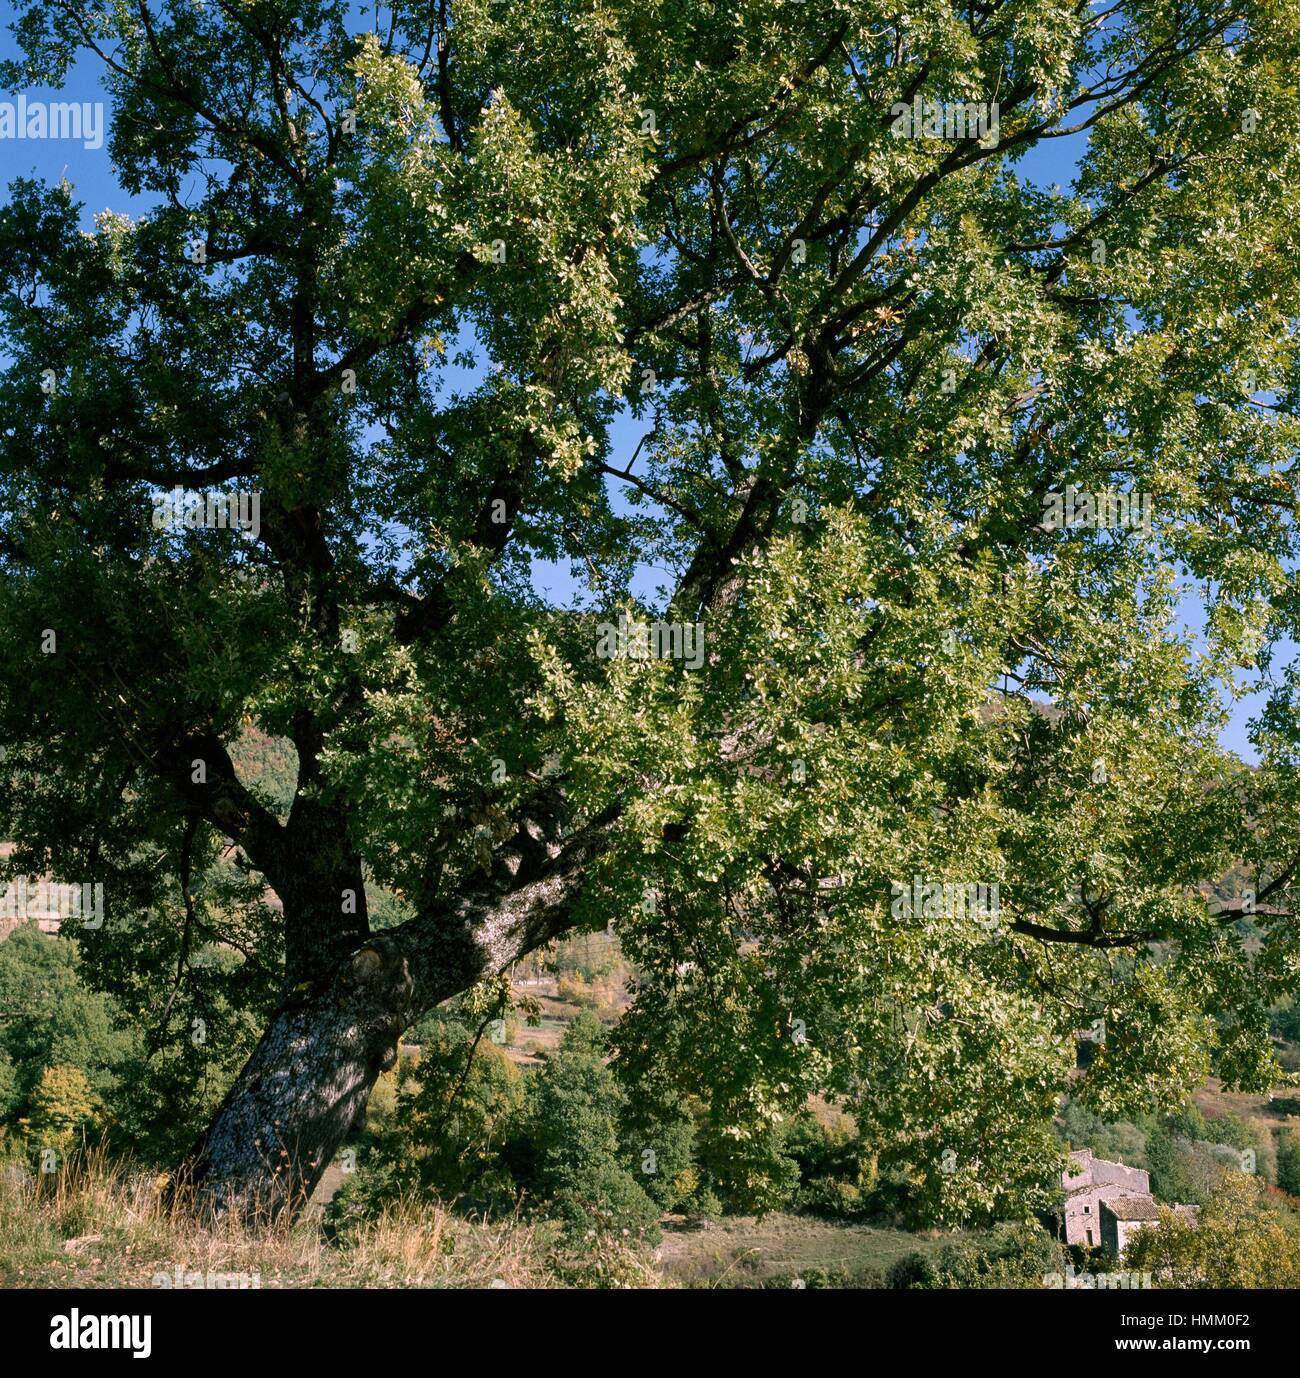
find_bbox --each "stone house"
[1059,1148,1153,1250]
[1057,1148,1201,1259]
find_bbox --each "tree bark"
[184,805,618,1219]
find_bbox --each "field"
[654,1214,962,1288]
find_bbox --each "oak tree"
[3,0,1300,1220]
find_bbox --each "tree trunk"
[185,939,412,1219]
[183,805,619,1219]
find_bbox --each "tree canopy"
[3,0,1300,1218]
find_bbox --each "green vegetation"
[1056,1095,1298,1206]
[889,1226,1068,1290]
[0,927,133,1110]
[4,0,1300,1289]
[1124,1173,1300,1287]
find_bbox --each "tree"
[21,1062,100,1157]
[524,1013,660,1236]
[4,0,1300,1218]
[390,1013,525,1206]
[1277,1125,1300,1197]
[0,926,133,1110]
[1124,1172,1300,1287]
[0,1053,19,1122]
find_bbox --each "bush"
[1198,1112,1275,1185]
[0,1054,18,1121]
[20,1063,100,1160]
[695,1118,801,1216]
[687,1185,724,1222]
[0,928,134,1114]
[394,1021,524,1209]
[552,1162,663,1245]
[796,1175,866,1220]
[522,1012,661,1240]
[887,1252,938,1289]
[1270,1002,1300,1043]
[783,1110,876,1218]
[932,1225,1068,1288]
[1277,1126,1300,1197]
[1124,1173,1300,1286]
[544,1229,660,1288]
[619,1101,697,1212]
[322,1158,406,1244]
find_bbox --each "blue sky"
[0,41,1282,762]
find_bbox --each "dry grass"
[653,1212,963,1288]
[0,1146,595,1289]
[1194,1076,1296,1125]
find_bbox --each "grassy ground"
[654,1213,971,1288]
[1193,1076,1298,1125]
[0,1147,959,1290]
[0,1149,621,1289]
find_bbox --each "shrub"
[1277,1126,1300,1197]
[887,1252,938,1289]
[695,1118,801,1216]
[932,1225,1068,1288]
[1124,1172,1300,1286]
[0,1054,18,1121]
[619,1101,697,1212]
[0,928,134,1113]
[323,1158,406,1244]
[551,1162,663,1245]
[524,1013,660,1236]
[21,1063,100,1159]
[394,1021,524,1209]
[797,1175,867,1220]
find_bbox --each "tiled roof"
[1103,1197,1161,1221]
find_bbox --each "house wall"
[1061,1154,1152,1247]
[1101,1205,1119,1258]
[1100,1203,1157,1260]
[1065,1187,1111,1246]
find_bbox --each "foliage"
[1276,1125,1300,1197]
[523,1013,660,1241]
[887,1225,1067,1289]
[5,0,1300,1222]
[1270,1001,1300,1044]
[390,1016,525,1208]
[0,928,134,1109]
[0,1054,18,1121]
[785,1111,877,1219]
[886,1252,939,1290]
[1058,1101,1153,1171]
[21,1063,100,1156]
[1124,1173,1300,1287]
[927,1224,1068,1289]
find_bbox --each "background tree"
[0,926,132,1110]
[1124,1172,1300,1287]
[20,1062,100,1158]
[1276,1124,1300,1197]
[3,0,1300,1218]
[522,1012,660,1238]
